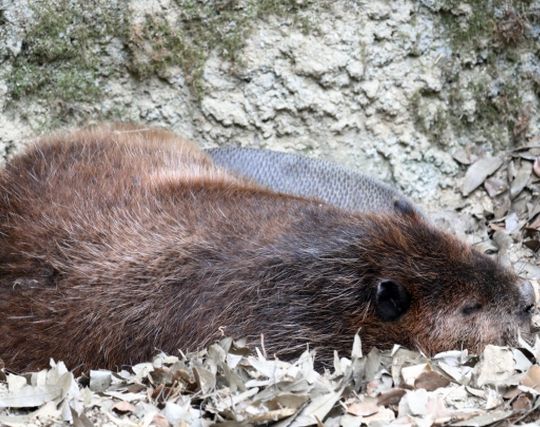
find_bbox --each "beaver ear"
[375,280,411,321]
[393,198,416,217]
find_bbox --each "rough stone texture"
[0,0,538,217]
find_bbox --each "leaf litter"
[456,144,540,281]
[2,336,540,426]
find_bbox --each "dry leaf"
[250,407,297,423]
[529,213,540,230]
[193,366,216,395]
[511,393,532,411]
[510,161,533,199]
[452,410,513,426]
[391,348,426,386]
[0,384,62,409]
[113,401,136,414]
[437,362,473,385]
[534,157,540,177]
[520,365,540,392]
[484,177,508,198]
[376,388,406,407]
[362,407,395,424]
[401,363,430,387]
[398,389,429,416]
[347,398,379,416]
[152,413,170,427]
[453,148,475,165]
[351,334,362,359]
[286,390,343,427]
[1,335,540,426]
[527,203,540,221]
[504,212,520,234]
[514,261,540,280]
[89,370,112,393]
[414,371,451,391]
[511,349,532,373]
[462,156,504,196]
[475,346,516,387]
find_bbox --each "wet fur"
[0,124,531,372]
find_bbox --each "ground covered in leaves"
[2,336,540,426]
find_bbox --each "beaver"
[0,124,534,372]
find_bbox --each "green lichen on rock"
[410,90,449,146]
[6,0,325,113]
[126,0,326,98]
[438,0,532,52]
[451,78,524,142]
[411,74,527,148]
[411,0,535,148]
[6,0,129,107]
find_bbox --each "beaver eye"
[375,280,411,321]
[524,304,535,314]
[462,303,482,315]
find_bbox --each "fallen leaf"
[451,410,513,426]
[286,390,343,427]
[511,393,532,411]
[414,371,451,391]
[462,156,504,196]
[6,375,27,392]
[453,148,475,165]
[113,401,136,414]
[484,177,508,197]
[527,203,540,221]
[351,334,362,359]
[401,363,430,387]
[0,384,62,409]
[523,239,540,252]
[505,212,521,234]
[437,362,473,385]
[193,366,216,394]
[534,157,540,177]
[347,398,379,417]
[529,213,540,230]
[510,161,533,199]
[514,262,540,280]
[152,413,170,427]
[521,365,540,392]
[494,196,511,219]
[391,348,425,387]
[376,388,406,407]
[363,407,395,424]
[250,407,297,423]
[89,370,112,393]
[512,349,533,373]
[398,389,429,416]
[475,346,517,387]
[103,391,145,402]
[339,414,363,427]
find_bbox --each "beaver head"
[341,200,535,356]
[239,197,535,364]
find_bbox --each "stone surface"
[0,0,538,215]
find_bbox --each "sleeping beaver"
[0,124,534,372]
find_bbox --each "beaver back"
[0,125,533,372]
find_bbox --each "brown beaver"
[0,124,534,372]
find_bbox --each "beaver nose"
[519,280,536,314]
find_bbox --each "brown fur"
[0,124,533,372]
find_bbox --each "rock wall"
[0,0,539,211]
